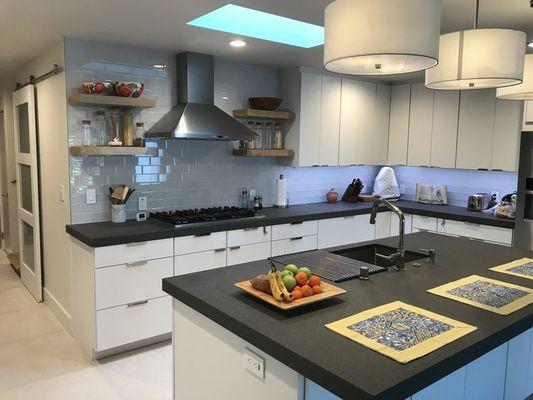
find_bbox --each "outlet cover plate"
[243,347,265,380]
[138,196,147,211]
[86,188,96,205]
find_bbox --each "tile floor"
[0,252,172,400]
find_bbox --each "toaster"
[467,193,490,211]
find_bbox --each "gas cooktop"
[150,207,262,227]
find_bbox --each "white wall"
[0,71,19,254]
[16,40,72,328]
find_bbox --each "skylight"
[187,4,324,48]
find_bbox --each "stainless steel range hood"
[145,52,257,141]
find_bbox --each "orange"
[308,275,321,287]
[295,272,308,286]
[312,285,322,295]
[301,285,314,297]
[292,289,303,300]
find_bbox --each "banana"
[270,264,293,303]
[268,268,284,302]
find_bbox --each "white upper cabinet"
[373,84,391,165]
[430,91,460,168]
[492,99,523,172]
[388,84,411,166]
[320,75,341,166]
[298,72,322,167]
[408,83,435,167]
[339,79,376,165]
[456,89,497,170]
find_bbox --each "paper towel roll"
[275,175,287,207]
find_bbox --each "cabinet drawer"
[438,219,513,245]
[391,213,412,236]
[271,235,317,257]
[174,249,226,276]
[271,221,318,241]
[227,242,271,266]
[96,296,171,351]
[318,215,374,249]
[95,257,173,310]
[227,226,271,247]
[412,215,438,233]
[174,231,226,255]
[94,238,173,268]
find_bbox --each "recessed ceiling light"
[229,40,247,48]
[528,42,533,48]
[152,64,167,69]
[187,4,324,48]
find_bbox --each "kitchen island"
[162,233,532,400]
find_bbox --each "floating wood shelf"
[69,93,156,109]
[233,109,295,120]
[232,149,295,158]
[70,146,158,157]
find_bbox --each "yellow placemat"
[428,275,533,315]
[325,301,476,364]
[489,258,533,281]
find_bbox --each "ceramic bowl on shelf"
[114,82,144,98]
[248,97,282,111]
[81,81,114,95]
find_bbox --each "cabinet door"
[431,91,460,168]
[388,84,411,165]
[318,215,375,249]
[320,75,341,166]
[412,368,466,400]
[408,83,434,167]
[339,79,376,165]
[464,343,507,400]
[391,213,413,236]
[227,242,270,266]
[299,72,322,167]
[492,100,522,172]
[374,84,391,165]
[374,211,392,239]
[504,329,532,400]
[456,89,496,170]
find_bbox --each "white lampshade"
[497,54,533,100]
[324,0,441,75]
[426,29,526,90]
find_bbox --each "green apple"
[284,264,298,276]
[297,267,312,279]
[281,270,293,278]
[282,275,297,292]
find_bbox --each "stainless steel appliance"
[467,193,490,211]
[515,131,533,250]
[145,52,257,141]
[150,206,261,228]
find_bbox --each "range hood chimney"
[145,52,257,141]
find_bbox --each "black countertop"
[66,200,515,247]
[163,233,532,400]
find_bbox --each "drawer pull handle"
[343,215,355,219]
[126,242,147,247]
[229,246,241,251]
[244,227,258,231]
[195,233,211,237]
[464,221,480,226]
[127,261,148,267]
[263,226,268,235]
[214,248,226,253]
[127,300,148,307]
[290,222,304,225]
[290,236,303,241]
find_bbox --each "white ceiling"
[1,0,532,82]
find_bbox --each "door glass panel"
[21,221,34,273]
[20,164,32,213]
[17,103,30,154]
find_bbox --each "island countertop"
[66,200,514,247]
[162,233,532,400]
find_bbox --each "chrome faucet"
[370,198,406,271]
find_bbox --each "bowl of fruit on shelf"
[234,263,346,310]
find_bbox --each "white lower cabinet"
[271,235,318,257]
[174,249,227,275]
[272,221,318,241]
[96,296,171,351]
[95,257,173,310]
[317,214,375,249]
[227,242,270,266]
[412,215,438,233]
[437,219,513,245]
[374,212,392,239]
[391,213,413,236]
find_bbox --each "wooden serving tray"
[234,280,346,310]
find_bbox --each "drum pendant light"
[497,54,533,100]
[324,0,442,75]
[425,0,526,90]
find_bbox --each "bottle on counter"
[134,122,146,147]
[81,120,93,146]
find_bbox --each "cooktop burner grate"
[150,206,259,226]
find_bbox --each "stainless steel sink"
[332,244,427,268]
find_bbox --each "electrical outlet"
[243,348,265,380]
[86,188,96,205]
[491,191,500,200]
[58,184,65,203]
[399,185,406,195]
[138,196,147,211]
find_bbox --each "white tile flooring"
[0,252,172,400]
